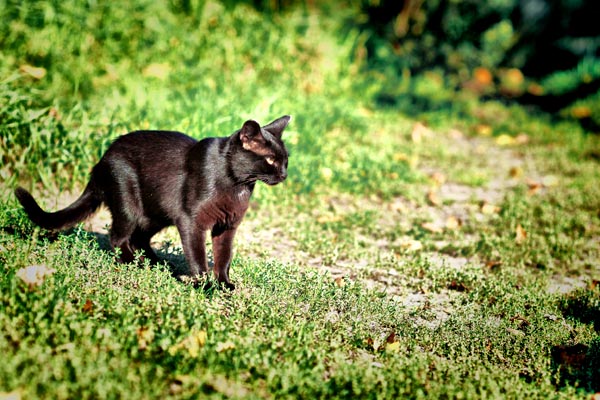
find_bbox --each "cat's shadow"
[88,230,215,278]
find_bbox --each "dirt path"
[55,126,590,300]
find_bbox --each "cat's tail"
[15,180,102,231]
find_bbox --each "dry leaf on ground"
[515,224,527,244]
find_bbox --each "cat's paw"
[221,281,236,291]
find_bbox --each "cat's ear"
[240,120,268,153]
[262,115,291,139]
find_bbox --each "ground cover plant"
[1,1,599,398]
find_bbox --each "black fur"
[15,115,291,289]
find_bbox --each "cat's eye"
[265,156,275,165]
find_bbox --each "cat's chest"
[195,187,252,229]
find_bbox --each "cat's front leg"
[176,219,209,279]
[211,227,237,290]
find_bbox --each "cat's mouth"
[261,175,287,185]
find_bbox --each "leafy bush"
[355,0,600,131]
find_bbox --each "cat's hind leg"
[109,220,137,263]
[130,227,162,265]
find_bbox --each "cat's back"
[109,130,196,155]
[97,130,198,182]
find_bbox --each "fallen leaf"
[475,124,492,137]
[509,166,523,178]
[543,314,559,321]
[317,214,342,224]
[16,264,56,288]
[515,133,529,144]
[429,172,446,186]
[385,341,400,353]
[168,330,207,358]
[495,134,516,146]
[485,260,502,271]
[506,328,525,337]
[427,190,441,206]
[515,224,527,244]
[400,240,423,252]
[526,179,543,195]
[137,326,155,350]
[388,201,408,213]
[385,332,396,344]
[215,341,236,353]
[82,299,94,314]
[421,222,443,234]
[411,122,431,143]
[445,216,461,230]
[542,175,559,187]
[20,64,46,79]
[481,202,501,215]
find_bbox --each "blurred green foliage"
[356,0,600,130]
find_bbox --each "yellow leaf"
[20,64,46,79]
[168,330,207,357]
[475,124,492,137]
[334,276,346,287]
[137,326,155,350]
[481,202,500,215]
[16,264,56,288]
[542,175,559,187]
[401,240,423,252]
[317,214,342,224]
[509,167,523,178]
[515,224,527,244]
[421,222,443,234]
[495,134,516,146]
[427,190,441,206]
[445,216,461,230]
[429,172,446,186]
[411,122,431,143]
[385,341,401,353]
[216,341,236,353]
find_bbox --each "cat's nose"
[279,167,287,181]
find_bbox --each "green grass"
[1,1,600,398]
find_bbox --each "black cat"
[15,115,291,289]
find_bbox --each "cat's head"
[238,115,291,185]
